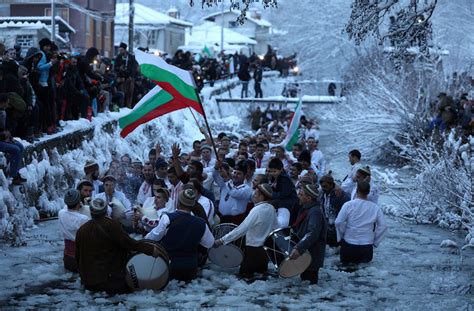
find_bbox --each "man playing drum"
[75,198,162,295]
[214,183,278,278]
[58,189,90,272]
[145,189,215,282]
[289,184,327,284]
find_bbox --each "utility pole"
[51,0,56,42]
[129,0,134,51]
[220,0,224,54]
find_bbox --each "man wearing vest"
[290,184,327,284]
[75,198,161,294]
[145,189,215,282]
[214,183,278,278]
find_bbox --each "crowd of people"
[58,104,388,294]
[428,90,474,138]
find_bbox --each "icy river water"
[0,78,473,309]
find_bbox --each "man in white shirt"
[350,166,380,204]
[303,121,320,141]
[58,189,90,272]
[341,149,363,195]
[214,183,278,277]
[95,175,132,224]
[212,160,253,224]
[201,145,216,173]
[307,137,325,177]
[145,189,215,281]
[253,143,270,169]
[136,162,155,205]
[335,181,387,265]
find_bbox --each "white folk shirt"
[58,208,90,241]
[311,149,325,176]
[221,201,278,247]
[136,181,153,205]
[212,169,252,216]
[145,211,215,248]
[350,180,380,204]
[341,163,363,195]
[304,128,320,141]
[198,195,215,226]
[335,198,387,247]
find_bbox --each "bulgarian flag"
[118,50,204,137]
[283,96,303,151]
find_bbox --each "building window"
[45,8,70,23]
[228,21,237,28]
[147,30,156,46]
[85,15,90,34]
[16,35,34,48]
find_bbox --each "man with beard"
[289,184,327,284]
[136,162,155,205]
[83,160,102,195]
[319,174,350,246]
[76,180,93,205]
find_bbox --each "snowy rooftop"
[0,16,75,33]
[0,21,68,44]
[115,3,193,28]
[203,10,272,28]
[187,21,257,47]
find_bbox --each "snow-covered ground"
[1,75,473,309]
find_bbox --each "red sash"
[64,239,76,258]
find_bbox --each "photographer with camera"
[114,42,137,108]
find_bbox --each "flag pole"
[194,89,219,158]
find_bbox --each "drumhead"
[141,239,170,263]
[208,244,244,268]
[278,252,312,278]
[212,223,238,240]
[125,253,169,291]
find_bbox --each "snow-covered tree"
[345,0,437,58]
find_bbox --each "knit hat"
[257,183,273,199]
[178,189,196,208]
[303,184,319,199]
[119,42,127,50]
[90,198,107,215]
[64,189,81,207]
[38,38,52,49]
[155,158,168,169]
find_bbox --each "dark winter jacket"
[75,216,154,289]
[270,172,297,210]
[114,52,138,79]
[254,67,263,83]
[321,190,350,221]
[293,202,327,270]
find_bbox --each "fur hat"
[303,184,319,199]
[257,183,273,199]
[64,189,81,207]
[90,198,107,215]
[178,189,196,208]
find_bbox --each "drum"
[263,227,312,278]
[77,204,91,218]
[208,223,244,268]
[125,240,170,291]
